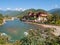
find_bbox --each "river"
[0,19,41,41]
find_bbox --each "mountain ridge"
[0,10,22,16]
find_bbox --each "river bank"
[0,17,16,26]
[24,21,60,36]
[0,21,6,26]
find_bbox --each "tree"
[47,14,53,24]
[0,14,4,24]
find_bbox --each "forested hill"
[17,9,48,17]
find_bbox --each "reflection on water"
[0,19,40,41]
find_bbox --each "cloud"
[22,9,26,11]
[0,8,26,11]
[15,8,18,10]
[0,8,2,10]
[15,8,26,11]
[6,8,11,10]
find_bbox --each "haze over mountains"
[0,8,60,16]
[49,8,60,15]
[0,10,22,16]
[0,8,25,16]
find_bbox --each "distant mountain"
[0,10,22,16]
[49,8,60,15]
[0,10,6,14]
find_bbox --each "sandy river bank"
[24,22,60,36]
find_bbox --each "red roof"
[40,14,47,17]
[28,12,47,17]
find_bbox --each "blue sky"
[0,0,60,10]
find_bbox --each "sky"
[0,0,60,11]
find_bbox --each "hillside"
[18,8,48,17]
[49,8,60,15]
[0,10,22,16]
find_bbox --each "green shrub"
[56,20,60,25]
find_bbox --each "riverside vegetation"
[0,14,4,25]
[0,28,60,45]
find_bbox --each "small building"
[28,11,34,17]
[37,14,47,23]
[27,11,48,23]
